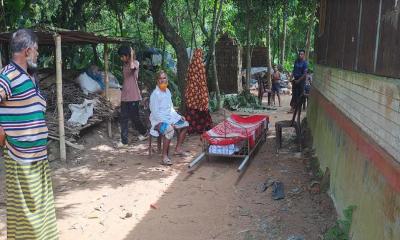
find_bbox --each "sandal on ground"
[161,157,173,166]
[174,151,189,157]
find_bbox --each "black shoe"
[272,181,285,200]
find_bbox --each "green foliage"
[324,205,357,240]
[137,67,181,106]
[316,168,324,178]
[208,93,219,112]
[0,0,318,108]
[222,90,262,111]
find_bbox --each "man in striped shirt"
[0,29,58,240]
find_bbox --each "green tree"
[150,0,190,108]
[0,0,319,107]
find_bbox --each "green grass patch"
[324,205,357,240]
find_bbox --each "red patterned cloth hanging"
[184,48,213,134]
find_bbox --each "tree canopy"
[0,0,318,107]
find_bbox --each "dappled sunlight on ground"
[55,165,180,240]
[0,94,336,240]
[90,144,114,152]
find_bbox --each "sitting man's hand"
[172,117,186,129]
[154,123,162,133]
[155,122,175,134]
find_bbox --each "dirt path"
[0,95,336,240]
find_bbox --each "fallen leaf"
[87,211,98,219]
[150,203,159,209]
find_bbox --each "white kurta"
[149,86,182,137]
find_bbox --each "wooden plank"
[317,0,400,79]
[242,47,268,68]
[327,0,345,68]
[216,43,241,93]
[342,0,360,71]
[375,1,400,78]
[316,0,332,65]
[357,0,380,73]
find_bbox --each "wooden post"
[104,44,112,138]
[0,48,2,69]
[54,34,67,162]
[4,43,9,64]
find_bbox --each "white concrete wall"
[313,65,400,162]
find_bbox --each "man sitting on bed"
[149,70,189,165]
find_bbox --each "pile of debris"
[42,81,114,140]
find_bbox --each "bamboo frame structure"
[104,44,112,138]
[54,34,67,162]
[0,28,132,162]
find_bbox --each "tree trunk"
[186,0,197,51]
[152,19,157,47]
[116,12,124,36]
[305,1,317,61]
[161,1,169,69]
[199,3,209,38]
[245,1,252,90]
[305,23,312,61]
[266,13,272,94]
[199,1,213,89]
[275,9,280,65]
[280,8,287,68]
[210,0,224,109]
[0,0,7,31]
[161,36,166,68]
[135,12,143,44]
[91,44,99,65]
[150,0,189,108]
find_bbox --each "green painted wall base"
[308,93,400,240]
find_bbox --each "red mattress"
[202,114,268,146]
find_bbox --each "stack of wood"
[216,34,242,94]
[42,81,114,140]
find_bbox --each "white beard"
[27,58,38,70]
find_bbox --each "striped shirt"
[0,61,48,163]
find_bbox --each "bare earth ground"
[0,94,336,240]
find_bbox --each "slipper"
[161,158,173,166]
[272,181,285,200]
[174,151,189,157]
[259,178,275,192]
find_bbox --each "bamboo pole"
[104,44,112,138]
[54,34,67,162]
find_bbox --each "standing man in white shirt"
[149,70,188,165]
[117,46,148,147]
